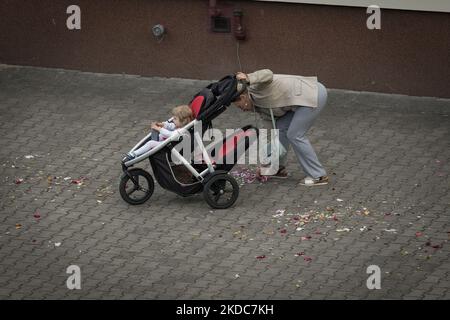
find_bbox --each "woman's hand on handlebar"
[236,72,249,83]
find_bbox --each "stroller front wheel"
[203,173,239,209]
[119,168,154,205]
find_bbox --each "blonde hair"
[172,105,194,127]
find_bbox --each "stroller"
[119,75,258,209]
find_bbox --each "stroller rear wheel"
[203,173,239,209]
[119,168,154,205]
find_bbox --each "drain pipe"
[209,0,220,17]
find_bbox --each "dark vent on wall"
[211,16,231,33]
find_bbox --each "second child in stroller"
[122,105,194,162]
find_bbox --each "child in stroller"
[122,105,194,162]
[119,75,258,209]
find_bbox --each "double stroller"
[119,75,258,209]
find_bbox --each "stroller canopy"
[190,75,243,123]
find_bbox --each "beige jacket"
[247,69,319,118]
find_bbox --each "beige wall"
[256,0,450,13]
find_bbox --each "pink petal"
[258,176,268,183]
[71,177,88,185]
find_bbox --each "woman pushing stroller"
[233,69,329,186]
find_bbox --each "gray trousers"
[257,82,328,178]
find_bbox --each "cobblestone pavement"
[0,64,449,300]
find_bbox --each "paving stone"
[0,65,449,299]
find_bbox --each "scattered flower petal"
[71,177,87,185]
[258,175,269,182]
[272,209,285,218]
[230,167,267,184]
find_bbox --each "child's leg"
[133,140,161,157]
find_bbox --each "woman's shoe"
[300,176,329,186]
[256,166,289,179]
